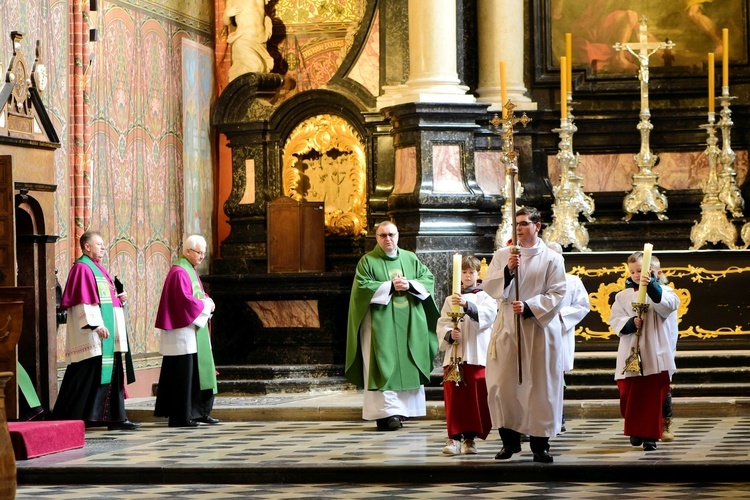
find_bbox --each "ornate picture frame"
[534,0,749,92]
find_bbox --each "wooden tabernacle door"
[267,196,325,273]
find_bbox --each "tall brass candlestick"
[442,312,466,386]
[623,303,649,376]
[614,17,673,221]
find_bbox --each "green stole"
[79,255,117,384]
[17,362,41,408]
[176,257,217,393]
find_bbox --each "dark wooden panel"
[0,156,15,287]
[267,197,325,273]
[563,250,750,352]
[299,202,325,272]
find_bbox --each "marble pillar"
[475,0,536,111]
[381,0,475,107]
[383,102,493,306]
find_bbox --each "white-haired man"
[154,235,218,427]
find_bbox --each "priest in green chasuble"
[346,221,439,431]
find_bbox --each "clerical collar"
[384,249,398,258]
[518,238,544,256]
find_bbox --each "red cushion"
[7,420,85,460]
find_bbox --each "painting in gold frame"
[547,0,748,75]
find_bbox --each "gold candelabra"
[690,112,737,249]
[543,97,595,251]
[717,88,745,219]
[442,311,466,386]
[622,302,649,376]
[615,17,672,221]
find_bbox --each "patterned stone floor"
[15,482,750,499]
[14,416,750,498]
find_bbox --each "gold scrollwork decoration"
[282,114,367,236]
[680,325,750,340]
[572,263,699,341]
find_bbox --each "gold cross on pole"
[490,101,532,165]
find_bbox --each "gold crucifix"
[490,101,532,166]
[613,16,675,104]
[614,16,675,221]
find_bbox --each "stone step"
[218,377,355,395]
[572,350,750,369]
[562,383,750,399]
[214,364,356,395]
[192,350,750,398]
[217,364,345,380]
[565,366,750,384]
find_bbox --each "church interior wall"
[2,0,214,398]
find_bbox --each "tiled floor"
[15,482,750,499]
[14,416,750,498]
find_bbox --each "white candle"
[452,253,462,313]
[636,243,653,304]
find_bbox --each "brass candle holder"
[442,311,466,386]
[622,302,649,376]
[615,17,673,221]
[543,107,595,251]
[717,87,745,219]
[690,112,737,249]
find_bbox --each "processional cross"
[614,16,675,221]
[490,100,531,385]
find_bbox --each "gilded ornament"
[282,114,367,236]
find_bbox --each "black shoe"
[376,416,403,431]
[195,416,220,424]
[494,446,521,460]
[533,450,554,463]
[107,420,141,431]
[169,420,200,428]
[643,440,657,451]
[630,436,644,447]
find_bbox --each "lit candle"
[636,243,653,304]
[499,61,508,118]
[708,52,715,114]
[722,29,729,88]
[565,32,572,93]
[560,56,567,119]
[452,253,462,313]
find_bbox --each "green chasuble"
[345,245,439,391]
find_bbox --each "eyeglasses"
[516,221,537,227]
[377,233,398,239]
[189,248,206,257]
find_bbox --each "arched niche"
[272,90,369,237]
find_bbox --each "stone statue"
[224,0,274,81]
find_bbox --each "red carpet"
[8,420,85,460]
